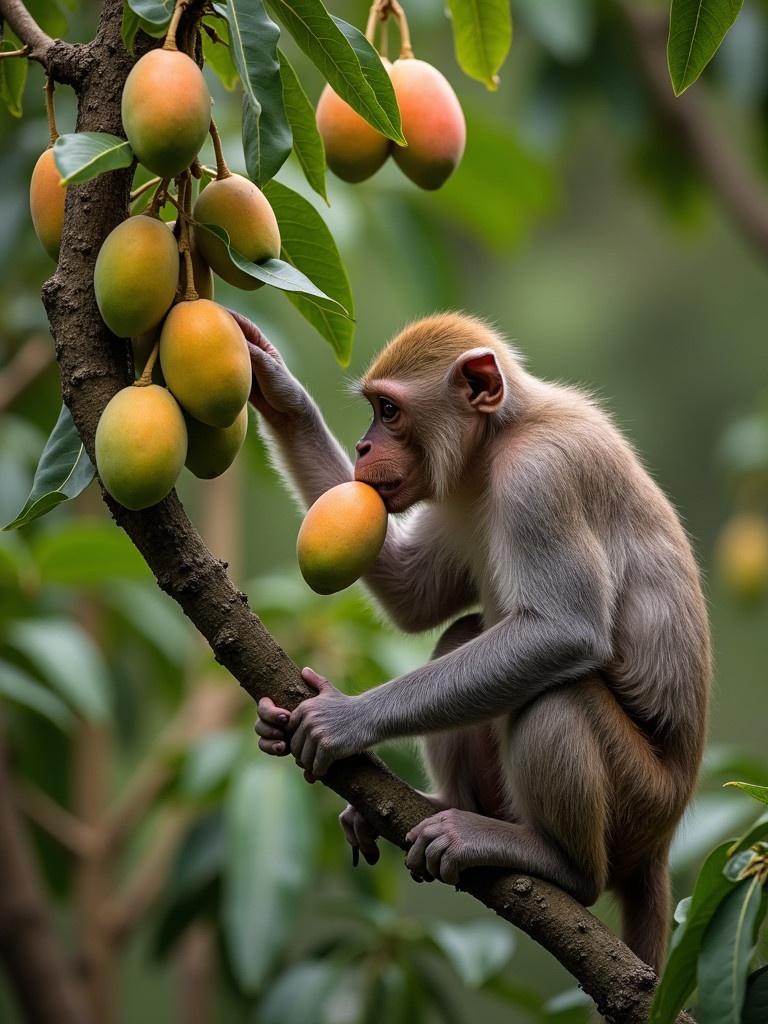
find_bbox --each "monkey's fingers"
[257,697,290,727]
[255,719,287,741]
[228,310,284,363]
[257,738,288,756]
[405,831,435,882]
[352,814,380,865]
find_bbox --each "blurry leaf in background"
[728,810,768,856]
[513,0,595,62]
[181,729,243,799]
[446,0,513,90]
[743,965,768,1024]
[3,404,94,531]
[0,659,73,730]
[0,33,28,118]
[53,131,133,185]
[0,415,47,528]
[102,580,192,665]
[32,519,150,586]
[696,875,764,1023]
[264,180,354,364]
[225,0,292,185]
[277,50,328,203]
[702,744,768,788]
[201,15,239,90]
[4,618,111,720]
[724,780,768,805]
[427,919,516,987]
[670,792,757,872]
[667,0,744,96]
[223,758,317,992]
[542,986,593,1023]
[258,959,347,1024]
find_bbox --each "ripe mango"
[716,513,768,603]
[390,59,465,190]
[95,384,187,510]
[121,49,211,178]
[29,148,65,260]
[297,482,388,594]
[193,174,280,290]
[316,79,391,183]
[159,299,250,427]
[94,216,179,337]
[185,406,248,479]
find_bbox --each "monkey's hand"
[228,310,315,432]
[289,668,374,778]
[405,808,516,885]
[339,804,380,866]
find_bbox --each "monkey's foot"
[405,808,521,885]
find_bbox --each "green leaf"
[5,619,111,721]
[277,49,328,202]
[53,132,133,186]
[446,0,512,90]
[726,782,768,806]
[650,840,737,1024]
[697,877,765,1024]
[195,222,348,311]
[0,32,28,118]
[259,961,346,1024]
[263,180,354,364]
[667,0,744,96]
[122,4,169,53]
[743,966,768,1024]
[102,581,191,664]
[223,759,316,992]
[33,520,150,586]
[730,812,768,857]
[125,0,173,28]
[3,405,94,531]
[0,660,73,731]
[223,0,291,185]
[266,0,404,144]
[427,919,515,987]
[181,730,242,798]
[201,16,239,90]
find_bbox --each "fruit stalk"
[44,74,58,143]
[163,0,188,53]
[135,340,160,387]
[129,176,162,204]
[176,173,198,302]
[209,118,231,181]
[0,44,29,57]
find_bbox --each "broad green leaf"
[33,520,149,585]
[225,0,292,185]
[3,404,94,531]
[266,0,404,144]
[181,730,242,798]
[122,4,169,53]
[0,33,28,118]
[195,222,349,311]
[726,782,768,806]
[5,618,111,720]
[514,0,593,61]
[278,49,328,202]
[427,920,515,987]
[258,960,346,1024]
[743,966,768,1024]
[263,180,354,364]
[223,759,316,992]
[201,16,239,90]
[724,848,762,882]
[667,0,744,96]
[446,0,512,90]
[0,660,73,731]
[671,792,757,871]
[53,132,133,186]
[697,876,764,1024]
[730,812,768,857]
[650,840,736,1024]
[125,0,173,28]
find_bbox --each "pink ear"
[454,349,505,412]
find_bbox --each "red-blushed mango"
[193,174,280,290]
[95,384,187,510]
[297,481,388,594]
[184,405,248,479]
[716,513,768,603]
[122,49,211,178]
[29,148,65,260]
[94,216,179,337]
[159,299,250,427]
[390,59,466,190]
[316,80,391,183]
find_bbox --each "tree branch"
[34,1,693,1021]
[0,0,91,86]
[13,778,95,857]
[621,3,768,262]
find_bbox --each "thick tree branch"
[622,3,768,262]
[31,1,694,1021]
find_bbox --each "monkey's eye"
[379,398,400,423]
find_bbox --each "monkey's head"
[353,313,522,512]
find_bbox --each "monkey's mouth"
[371,479,403,498]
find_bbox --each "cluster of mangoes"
[317,56,466,190]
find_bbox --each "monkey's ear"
[452,348,505,413]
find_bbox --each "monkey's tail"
[617,855,671,974]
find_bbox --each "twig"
[13,779,96,857]
[0,44,29,58]
[0,335,53,413]
[129,176,161,204]
[0,0,85,83]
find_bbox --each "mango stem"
[147,178,171,218]
[130,176,162,205]
[136,341,160,387]
[163,0,188,52]
[176,173,198,302]
[209,119,231,180]
[44,76,58,145]
[0,45,30,59]
[390,0,414,59]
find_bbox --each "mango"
[193,174,280,290]
[95,384,187,510]
[297,482,388,594]
[94,216,179,337]
[390,59,465,190]
[29,148,65,260]
[716,513,768,603]
[121,49,211,178]
[316,79,391,183]
[185,406,248,479]
[159,299,250,427]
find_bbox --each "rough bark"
[0,1,702,1021]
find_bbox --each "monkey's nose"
[356,440,372,457]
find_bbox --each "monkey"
[237,310,711,973]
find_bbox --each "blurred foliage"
[2,0,768,1021]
